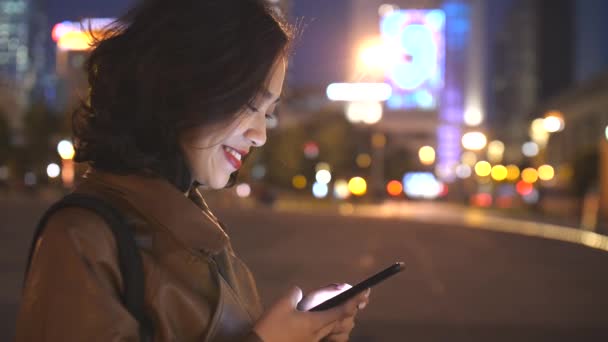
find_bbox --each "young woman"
[15,0,369,341]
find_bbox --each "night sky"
[47,0,350,87]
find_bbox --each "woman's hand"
[297,283,371,342]
[253,285,369,342]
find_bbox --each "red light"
[440,183,449,197]
[471,193,492,207]
[52,23,63,42]
[516,181,534,196]
[386,180,403,196]
[303,141,319,159]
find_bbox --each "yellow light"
[418,146,436,165]
[357,38,400,73]
[371,133,386,148]
[506,165,520,181]
[521,168,539,183]
[487,140,505,163]
[57,140,75,160]
[461,151,478,166]
[462,132,487,151]
[356,153,372,168]
[474,161,492,177]
[57,31,94,51]
[348,177,367,196]
[538,165,555,181]
[292,175,307,189]
[464,108,484,126]
[491,165,508,181]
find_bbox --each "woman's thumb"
[284,286,303,309]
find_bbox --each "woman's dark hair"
[73,0,293,191]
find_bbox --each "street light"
[57,139,75,188]
[543,111,565,133]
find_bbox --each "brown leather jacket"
[16,169,265,342]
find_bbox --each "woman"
[15,0,370,341]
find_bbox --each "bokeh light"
[386,180,403,197]
[315,169,332,184]
[46,163,60,178]
[348,177,367,196]
[236,183,251,198]
[312,182,329,198]
[522,142,539,157]
[521,168,539,183]
[334,180,350,199]
[418,146,436,165]
[538,165,555,181]
[292,175,307,189]
[474,161,492,177]
[57,140,75,160]
[506,165,521,181]
[491,165,508,181]
[356,153,372,168]
[516,180,534,196]
[487,140,505,163]
[455,164,472,179]
[461,132,487,151]
[461,151,478,166]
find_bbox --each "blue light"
[312,182,329,198]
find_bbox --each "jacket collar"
[78,168,229,254]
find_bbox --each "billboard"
[380,9,445,110]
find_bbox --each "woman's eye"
[247,103,259,112]
[265,113,278,129]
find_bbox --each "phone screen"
[308,262,405,312]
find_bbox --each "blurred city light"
[522,142,539,157]
[418,146,436,165]
[292,175,307,190]
[315,162,331,172]
[345,101,383,124]
[334,180,350,199]
[378,4,399,17]
[315,169,332,185]
[455,164,472,179]
[521,168,539,183]
[46,163,60,178]
[461,132,487,151]
[312,182,329,198]
[386,180,403,197]
[487,140,505,163]
[303,141,320,159]
[471,193,492,207]
[538,165,555,181]
[356,153,372,168]
[522,188,540,204]
[371,133,387,148]
[403,172,442,199]
[461,151,477,166]
[326,83,392,102]
[348,177,368,196]
[543,111,565,133]
[474,161,492,177]
[251,165,266,180]
[24,172,37,186]
[236,183,251,198]
[57,140,75,160]
[506,165,521,181]
[464,108,483,126]
[491,165,508,181]
[52,18,114,42]
[357,37,401,74]
[530,118,550,147]
[516,180,534,196]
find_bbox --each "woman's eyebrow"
[262,89,281,104]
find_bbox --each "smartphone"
[308,261,405,312]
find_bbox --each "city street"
[2,195,608,341]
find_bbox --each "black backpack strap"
[24,193,154,342]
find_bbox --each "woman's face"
[180,59,286,189]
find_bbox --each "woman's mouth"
[223,145,243,169]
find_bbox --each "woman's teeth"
[224,146,242,161]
